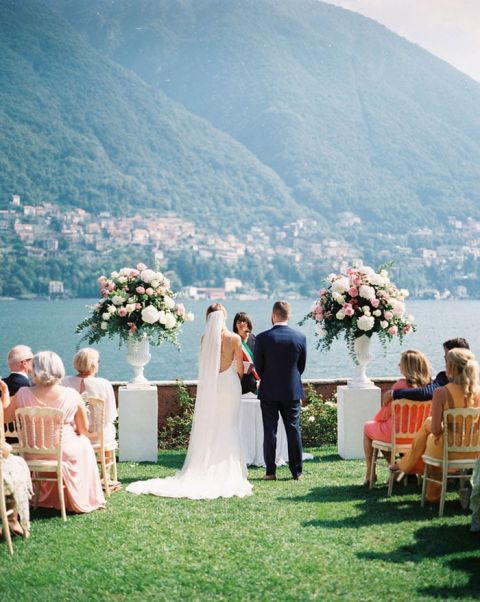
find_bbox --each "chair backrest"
[15,407,64,461]
[84,397,105,446]
[3,395,17,439]
[443,408,480,456]
[391,399,432,444]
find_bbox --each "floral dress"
[2,451,33,532]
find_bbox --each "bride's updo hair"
[206,303,227,320]
[399,350,431,388]
[447,348,479,403]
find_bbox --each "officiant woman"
[233,312,260,395]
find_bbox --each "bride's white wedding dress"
[126,311,252,500]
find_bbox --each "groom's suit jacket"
[254,325,306,402]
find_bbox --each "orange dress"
[15,387,105,513]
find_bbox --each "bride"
[127,303,253,500]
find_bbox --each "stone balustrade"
[111,378,397,430]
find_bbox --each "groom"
[254,301,307,481]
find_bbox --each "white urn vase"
[126,334,151,386]
[348,335,375,389]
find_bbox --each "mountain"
[48,0,480,226]
[0,0,304,231]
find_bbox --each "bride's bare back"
[220,330,244,376]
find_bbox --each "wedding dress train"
[126,311,252,500]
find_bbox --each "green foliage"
[301,384,337,446]
[158,379,194,449]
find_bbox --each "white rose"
[373,309,381,317]
[119,268,131,277]
[359,284,375,300]
[117,276,128,284]
[380,320,389,329]
[407,314,415,323]
[110,271,119,279]
[141,305,160,324]
[164,296,175,310]
[155,272,164,281]
[158,310,167,325]
[107,305,116,314]
[151,279,160,289]
[315,324,326,337]
[332,276,350,294]
[336,309,346,320]
[186,312,194,321]
[140,269,156,283]
[165,312,177,329]
[369,273,385,286]
[100,321,108,330]
[357,315,375,331]
[111,295,124,306]
[125,303,136,314]
[362,305,371,315]
[390,299,405,317]
[102,312,111,320]
[333,292,345,304]
[400,288,409,298]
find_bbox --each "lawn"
[1,447,479,601]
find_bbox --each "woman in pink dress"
[363,349,432,485]
[4,351,105,513]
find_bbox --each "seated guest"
[386,338,470,403]
[63,348,117,446]
[1,380,32,538]
[233,312,260,395]
[3,345,33,395]
[3,351,105,514]
[363,350,431,485]
[390,348,480,502]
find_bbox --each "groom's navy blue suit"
[254,324,307,478]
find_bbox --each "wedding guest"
[233,312,260,395]
[63,348,117,446]
[3,351,105,514]
[385,338,470,403]
[1,380,32,538]
[390,348,480,502]
[363,350,431,486]
[3,345,33,395]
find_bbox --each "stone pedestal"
[337,385,381,459]
[118,385,158,462]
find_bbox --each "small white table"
[239,393,313,467]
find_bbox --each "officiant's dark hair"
[272,300,291,321]
[233,312,253,333]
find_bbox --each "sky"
[322,0,480,82]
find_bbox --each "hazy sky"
[323,0,480,82]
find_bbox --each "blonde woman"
[390,348,480,501]
[63,348,117,446]
[363,350,432,485]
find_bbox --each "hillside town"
[2,194,480,299]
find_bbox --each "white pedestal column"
[118,385,158,462]
[337,385,381,459]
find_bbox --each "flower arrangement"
[301,264,415,357]
[76,263,194,347]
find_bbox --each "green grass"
[1,448,479,601]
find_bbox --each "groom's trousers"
[260,398,303,478]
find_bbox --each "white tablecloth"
[239,393,313,467]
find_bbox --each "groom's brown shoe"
[262,474,277,481]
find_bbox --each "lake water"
[0,299,477,382]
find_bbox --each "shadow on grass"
[358,524,480,598]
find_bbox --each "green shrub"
[158,379,194,449]
[301,384,337,446]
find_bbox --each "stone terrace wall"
[112,378,397,430]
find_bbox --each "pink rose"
[136,286,146,294]
[384,311,393,320]
[100,288,108,297]
[343,304,354,317]
[118,307,127,317]
[108,282,116,291]
[163,278,170,289]
[130,269,139,277]
[145,287,154,295]
[371,298,380,308]
[136,263,147,271]
[319,288,327,296]
[98,276,108,286]
[176,303,186,316]
[346,268,354,276]
[129,324,137,334]
[388,325,398,335]
[353,277,362,286]
[403,324,412,334]
[348,287,358,297]
[136,303,142,310]
[314,310,324,321]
